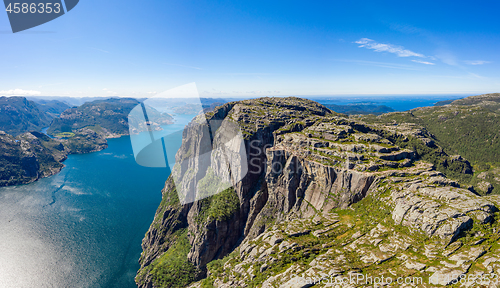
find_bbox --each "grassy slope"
[361,95,500,194]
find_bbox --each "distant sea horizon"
[308,94,468,112]
[25,92,473,111]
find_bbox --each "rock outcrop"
[62,128,108,154]
[137,97,500,288]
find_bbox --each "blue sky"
[0,0,499,97]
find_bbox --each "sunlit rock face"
[137,97,500,288]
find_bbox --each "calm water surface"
[0,114,195,288]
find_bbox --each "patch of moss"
[196,187,240,223]
[139,229,198,288]
[54,132,75,138]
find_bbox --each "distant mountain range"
[0,96,68,136]
[31,98,71,119]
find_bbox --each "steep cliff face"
[137,97,499,288]
[137,98,335,286]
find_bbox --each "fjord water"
[0,114,195,288]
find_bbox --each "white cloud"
[464,60,491,65]
[389,23,423,34]
[210,90,228,95]
[334,59,420,70]
[411,60,435,65]
[355,38,425,57]
[435,51,459,66]
[101,88,118,95]
[0,89,41,96]
[468,72,485,79]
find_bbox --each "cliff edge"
[137,97,500,287]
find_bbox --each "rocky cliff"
[138,97,500,287]
[0,131,64,186]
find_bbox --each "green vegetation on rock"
[0,131,65,186]
[54,132,75,138]
[136,229,197,288]
[196,186,239,223]
[362,93,500,194]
